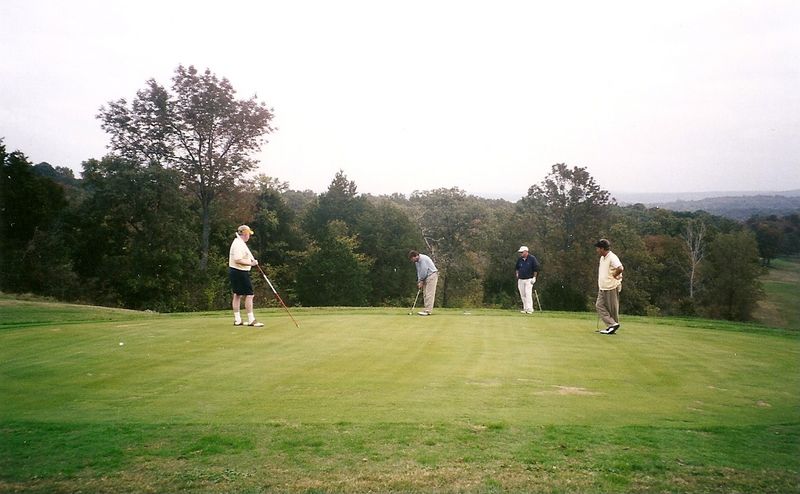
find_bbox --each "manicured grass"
[754,257,800,330]
[1,301,799,493]
[0,294,157,327]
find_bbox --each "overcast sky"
[2,0,798,200]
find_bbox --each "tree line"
[6,143,798,321]
[3,65,797,321]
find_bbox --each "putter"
[534,289,543,312]
[408,289,421,315]
[256,264,300,328]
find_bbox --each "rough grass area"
[754,257,800,330]
[1,302,799,493]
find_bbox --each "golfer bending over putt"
[595,238,623,334]
[408,250,438,316]
[229,225,264,327]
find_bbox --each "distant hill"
[614,189,800,204]
[616,191,800,220]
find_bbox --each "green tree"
[521,164,613,310]
[0,143,68,292]
[606,221,657,316]
[357,199,423,306]
[478,200,521,308]
[304,170,367,240]
[21,219,82,301]
[241,176,308,305]
[409,188,487,307]
[74,156,198,310]
[295,220,372,306]
[301,172,422,306]
[642,234,692,315]
[747,216,785,265]
[248,176,306,265]
[32,162,80,186]
[698,230,763,321]
[97,65,275,270]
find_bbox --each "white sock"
[247,312,255,323]
[234,311,242,323]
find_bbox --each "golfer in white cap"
[515,246,540,314]
[228,225,264,327]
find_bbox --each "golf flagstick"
[256,264,299,328]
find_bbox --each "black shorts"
[229,267,254,296]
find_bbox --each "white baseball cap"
[518,246,529,252]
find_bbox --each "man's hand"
[251,259,259,266]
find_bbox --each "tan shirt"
[228,235,254,271]
[598,251,623,290]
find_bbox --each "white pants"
[518,278,534,312]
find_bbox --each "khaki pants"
[596,287,620,327]
[422,272,438,313]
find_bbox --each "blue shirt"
[415,254,438,282]
[515,255,539,279]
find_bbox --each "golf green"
[2,303,798,492]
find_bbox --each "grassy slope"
[0,296,156,327]
[754,257,800,330]
[1,300,799,493]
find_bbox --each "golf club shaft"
[256,264,299,328]
[409,288,421,313]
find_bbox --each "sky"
[1,1,799,201]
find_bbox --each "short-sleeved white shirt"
[229,235,253,271]
[598,251,623,290]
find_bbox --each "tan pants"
[596,287,620,327]
[422,272,438,313]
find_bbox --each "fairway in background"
[754,256,800,330]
